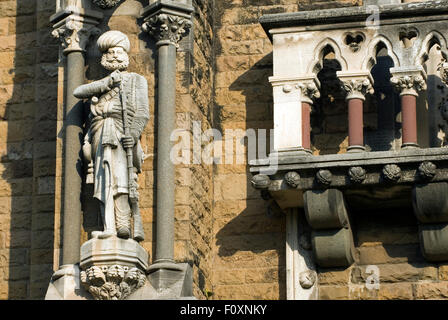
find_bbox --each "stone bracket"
[304,189,356,268]
[413,182,448,261]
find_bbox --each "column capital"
[141,0,194,47]
[440,62,448,86]
[338,72,374,101]
[91,0,122,9]
[297,78,321,104]
[390,68,427,97]
[51,14,101,54]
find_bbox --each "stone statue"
[74,30,149,242]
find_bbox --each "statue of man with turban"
[74,30,149,241]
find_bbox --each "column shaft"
[401,94,418,147]
[62,51,85,265]
[301,102,311,151]
[348,98,364,150]
[155,42,177,263]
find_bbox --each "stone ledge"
[250,148,448,191]
[260,0,448,39]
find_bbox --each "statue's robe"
[74,72,149,233]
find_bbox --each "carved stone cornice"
[52,16,101,54]
[390,68,427,97]
[142,13,192,47]
[338,74,374,101]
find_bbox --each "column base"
[270,147,313,159]
[45,264,90,300]
[128,262,195,300]
[401,142,419,149]
[347,145,366,153]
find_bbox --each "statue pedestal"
[46,237,195,300]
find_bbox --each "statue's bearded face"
[101,46,129,71]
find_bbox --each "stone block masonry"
[0,0,58,299]
[0,0,445,301]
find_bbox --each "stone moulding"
[259,0,448,39]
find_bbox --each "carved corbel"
[52,17,101,54]
[304,189,356,267]
[413,182,448,262]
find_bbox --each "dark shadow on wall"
[213,51,287,299]
[1,1,59,299]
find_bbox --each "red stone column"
[340,76,373,152]
[401,94,418,148]
[302,102,311,151]
[299,80,320,153]
[390,71,426,149]
[348,98,364,149]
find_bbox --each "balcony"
[250,0,448,272]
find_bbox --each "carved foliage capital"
[92,0,122,9]
[80,264,146,300]
[52,19,101,54]
[298,81,320,103]
[390,74,426,96]
[341,77,374,100]
[440,62,448,86]
[143,13,192,47]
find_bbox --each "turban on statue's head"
[97,30,130,53]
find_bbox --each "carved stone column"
[298,78,320,152]
[390,68,427,149]
[142,0,194,290]
[338,73,374,153]
[45,8,102,300]
[51,12,101,267]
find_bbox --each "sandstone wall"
[0,0,447,301]
[0,0,59,299]
[210,0,364,300]
[318,207,448,300]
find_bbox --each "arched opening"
[420,36,448,148]
[364,42,401,151]
[311,45,347,155]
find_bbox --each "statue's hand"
[109,70,122,87]
[122,135,135,149]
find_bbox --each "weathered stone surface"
[414,282,448,299]
[351,263,437,284]
[318,267,352,285]
[378,283,414,300]
[319,286,349,300]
